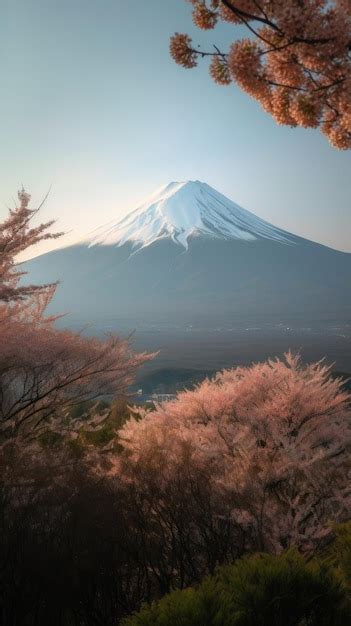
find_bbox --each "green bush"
[123,551,350,626]
[215,551,349,626]
[323,522,351,587]
[122,585,219,626]
[335,522,351,584]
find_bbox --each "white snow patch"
[86,180,296,251]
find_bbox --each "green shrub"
[323,522,351,587]
[123,551,350,626]
[122,586,218,626]
[215,551,349,626]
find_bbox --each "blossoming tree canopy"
[120,353,351,551]
[170,1,351,149]
[0,190,151,435]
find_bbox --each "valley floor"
[66,320,351,383]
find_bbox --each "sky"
[1,0,350,258]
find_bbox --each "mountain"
[24,180,351,328]
[86,180,295,249]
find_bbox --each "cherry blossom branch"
[220,0,336,45]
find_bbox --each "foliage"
[323,522,351,587]
[0,191,154,624]
[170,1,351,149]
[123,551,351,626]
[0,188,62,304]
[0,466,128,626]
[0,453,233,625]
[0,190,151,439]
[123,588,212,626]
[120,353,351,552]
[2,443,350,626]
[0,314,148,435]
[0,437,252,625]
[1,390,349,624]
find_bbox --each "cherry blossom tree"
[120,353,351,552]
[0,190,151,437]
[170,1,351,149]
[0,188,62,305]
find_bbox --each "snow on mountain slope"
[86,180,296,251]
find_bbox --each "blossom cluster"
[120,353,351,551]
[170,1,351,148]
[0,191,151,437]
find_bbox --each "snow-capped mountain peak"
[86,180,296,250]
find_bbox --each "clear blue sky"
[1,0,350,256]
